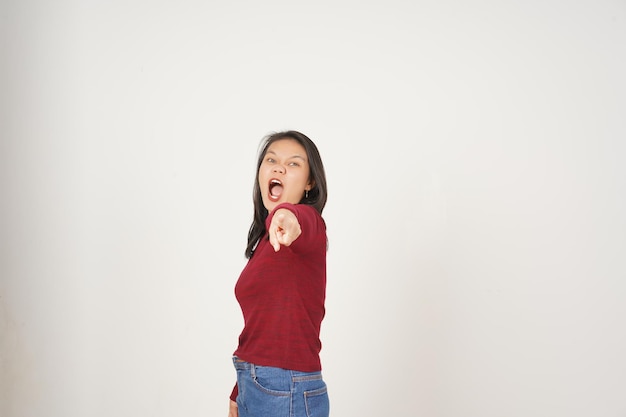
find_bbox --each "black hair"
[245,130,328,258]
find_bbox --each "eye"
[288,162,300,167]
[266,157,275,163]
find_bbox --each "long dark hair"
[245,130,328,258]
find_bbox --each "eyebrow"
[266,150,307,161]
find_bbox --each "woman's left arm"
[268,204,325,252]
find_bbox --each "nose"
[272,164,285,174]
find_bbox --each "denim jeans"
[233,357,330,417]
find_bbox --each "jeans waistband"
[232,356,322,380]
[233,356,250,371]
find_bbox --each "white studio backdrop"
[1,1,625,416]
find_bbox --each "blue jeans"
[233,357,330,417]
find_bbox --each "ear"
[306,179,315,191]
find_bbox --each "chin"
[262,199,278,212]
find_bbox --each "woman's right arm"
[228,400,238,417]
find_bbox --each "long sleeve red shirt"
[230,203,327,401]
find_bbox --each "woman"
[229,131,330,417]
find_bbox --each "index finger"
[268,222,281,252]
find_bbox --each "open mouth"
[268,179,283,202]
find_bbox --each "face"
[258,138,313,212]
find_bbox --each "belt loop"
[250,363,256,379]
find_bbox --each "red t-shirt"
[230,203,327,401]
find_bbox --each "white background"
[1,1,625,416]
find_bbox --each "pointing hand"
[269,209,301,252]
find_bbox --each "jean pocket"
[252,365,291,396]
[304,385,329,417]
